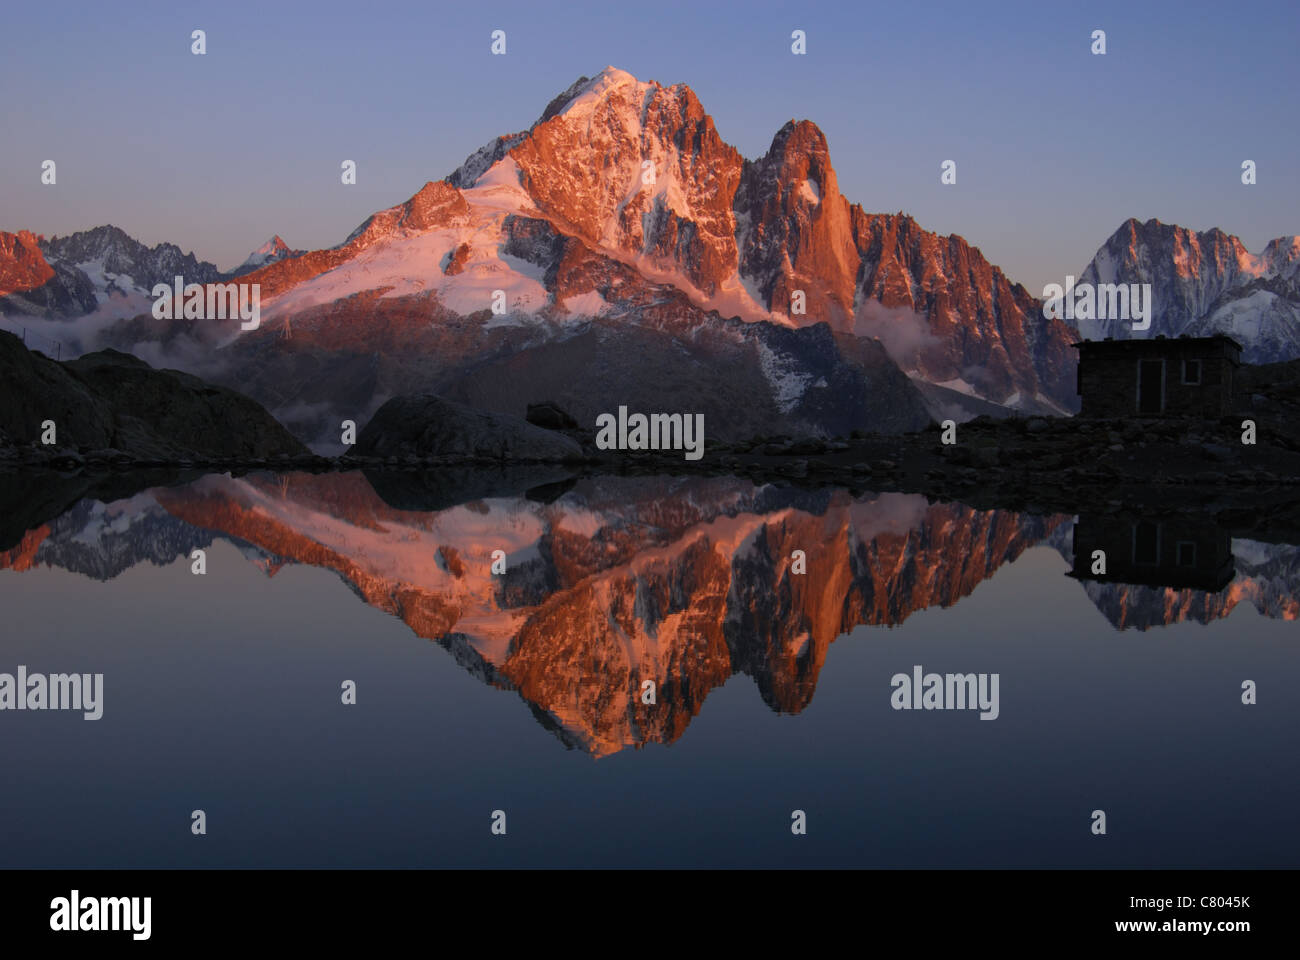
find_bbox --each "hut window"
[1183,358,1202,385]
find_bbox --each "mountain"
[15,66,1080,443]
[1075,218,1300,362]
[231,235,303,276]
[40,224,225,292]
[200,178,936,443]
[0,224,224,329]
[0,229,99,318]
[472,72,1076,410]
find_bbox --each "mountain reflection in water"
[2,471,1295,757]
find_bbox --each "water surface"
[0,471,1295,867]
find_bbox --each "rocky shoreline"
[5,410,1299,546]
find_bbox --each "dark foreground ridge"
[0,330,306,461]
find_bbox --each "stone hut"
[1073,334,1242,417]
[1068,513,1235,592]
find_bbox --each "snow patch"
[755,340,813,413]
[932,377,979,397]
[560,290,611,317]
[263,175,550,323]
[462,157,537,215]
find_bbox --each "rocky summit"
[1075,218,1300,362]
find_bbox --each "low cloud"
[853,302,939,369]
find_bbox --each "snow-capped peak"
[234,235,301,275]
[556,66,654,119]
[254,236,290,258]
[1076,218,1300,360]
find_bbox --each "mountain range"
[1075,218,1300,362]
[2,66,1297,447]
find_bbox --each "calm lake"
[1,471,1295,867]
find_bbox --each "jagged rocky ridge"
[0,224,303,330]
[1076,218,1300,362]
[0,225,225,321]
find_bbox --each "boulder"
[525,401,581,432]
[354,394,583,461]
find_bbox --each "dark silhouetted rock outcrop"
[353,394,583,461]
[0,330,307,460]
[525,401,581,432]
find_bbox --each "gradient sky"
[2,0,1297,294]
